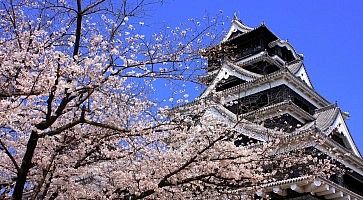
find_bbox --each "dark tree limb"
[73,0,83,57]
[0,139,20,173]
[13,131,39,200]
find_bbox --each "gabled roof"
[200,60,261,98]
[307,104,339,131]
[222,15,280,44]
[222,15,253,42]
[299,104,361,157]
[269,39,303,60]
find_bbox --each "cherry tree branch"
[0,139,20,173]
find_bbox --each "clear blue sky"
[146,0,363,151]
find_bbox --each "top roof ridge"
[315,103,338,113]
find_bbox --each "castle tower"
[198,17,363,199]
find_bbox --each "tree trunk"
[13,131,39,200]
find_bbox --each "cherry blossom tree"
[0,1,338,199]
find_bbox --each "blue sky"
[146,0,363,150]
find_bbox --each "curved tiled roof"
[299,104,339,131]
[314,105,340,131]
[287,60,303,74]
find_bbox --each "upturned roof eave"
[218,68,330,108]
[239,100,315,123]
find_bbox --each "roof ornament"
[233,12,239,21]
[342,111,350,119]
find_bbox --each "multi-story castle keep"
[195,16,363,199]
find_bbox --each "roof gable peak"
[222,15,253,42]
